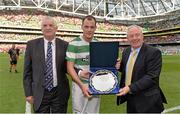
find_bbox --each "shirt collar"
[80,35,96,43]
[131,46,141,53]
[44,38,56,46]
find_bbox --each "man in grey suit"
[23,16,70,113]
[116,25,167,113]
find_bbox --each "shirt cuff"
[128,86,132,94]
[78,70,82,76]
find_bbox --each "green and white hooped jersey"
[66,36,98,83]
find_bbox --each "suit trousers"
[34,87,68,113]
[126,94,164,113]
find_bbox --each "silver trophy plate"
[89,69,118,94]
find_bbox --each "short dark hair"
[82,15,96,25]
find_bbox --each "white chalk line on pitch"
[25,101,31,114]
[162,105,180,113]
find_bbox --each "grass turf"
[0,53,180,113]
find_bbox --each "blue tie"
[44,42,53,91]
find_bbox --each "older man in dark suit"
[117,25,167,113]
[23,16,70,113]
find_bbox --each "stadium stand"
[0,2,179,55]
[0,9,127,32]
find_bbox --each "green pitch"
[0,53,180,113]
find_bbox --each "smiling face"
[127,26,144,49]
[41,17,57,41]
[81,17,97,42]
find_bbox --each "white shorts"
[72,82,101,113]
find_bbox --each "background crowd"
[0,9,179,55]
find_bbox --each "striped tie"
[44,42,54,91]
[125,49,137,86]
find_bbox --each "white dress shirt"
[44,38,57,87]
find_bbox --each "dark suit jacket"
[117,43,167,112]
[23,38,70,111]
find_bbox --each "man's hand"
[79,70,90,79]
[116,86,130,96]
[115,58,121,70]
[26,96,34,104]
[81,84,92,98]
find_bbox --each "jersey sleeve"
[66,42,77,62]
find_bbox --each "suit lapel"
[37,38,45,82]
[132,43,146,77]
[121,47,131,86]
[55,38,60,70]
[124,47,131,66]
[38,38,45,67]
[56,38,65,73]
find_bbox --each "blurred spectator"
[0,9,127,32]
[8,44,19,73]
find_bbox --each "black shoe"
[9,70,11,72]
[15,70,18,73]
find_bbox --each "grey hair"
[41,16,57,28]
[127,25,143,34]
